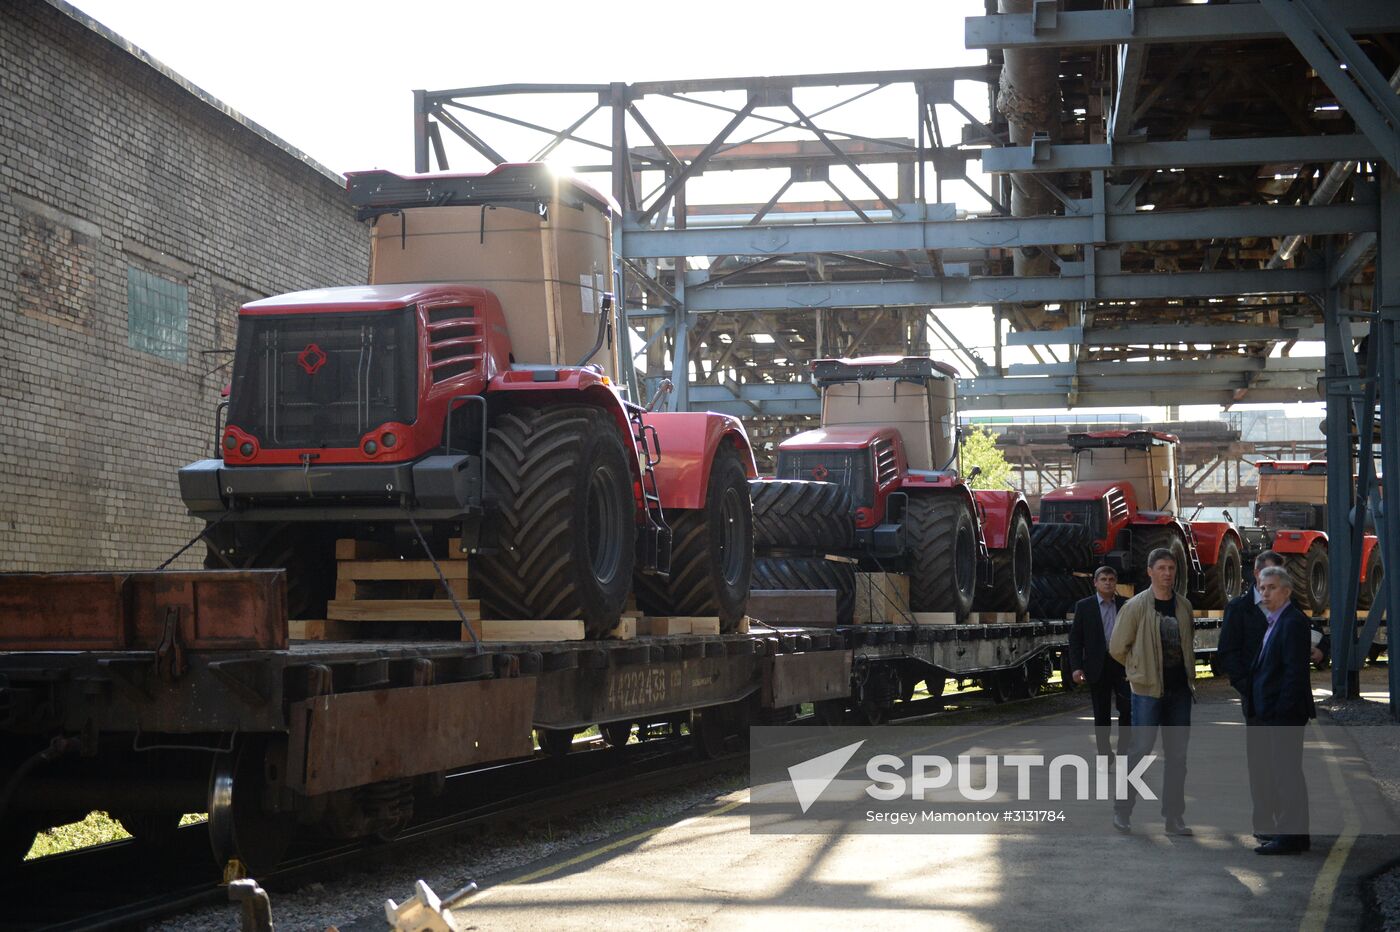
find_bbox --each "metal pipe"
[1269,65,1400,268]
[995,0,1063,280]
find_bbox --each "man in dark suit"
[1245,565,1317,855]
[1218,550,1284,700]
[1069,566,1130,760]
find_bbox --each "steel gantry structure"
[409,0,1398,707]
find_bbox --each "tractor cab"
[1062,430,1179,516]
[774,356,961,526]
[1255,460,1328,531]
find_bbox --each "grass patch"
[24,812,207,860]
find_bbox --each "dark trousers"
[1247,720,1309,843]
[1114,684,1192,820]
[1089,663,1131,757]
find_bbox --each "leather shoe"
[1253,833,1276,843]
[1255,839,1302,856]
[1165,817,1193,836]
[1113,813,1131,834]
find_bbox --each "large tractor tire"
[1285,542,1329,614]
[751,554,855,625]
[634,446,754,632]
[974,509,1032,614]
[1199,535,1243,610]
[1030,522,1094,573]
[748,480,853,553]
[1131,527,1190,601]
[907,495,978,620]
[204,523,336,620]
[476,405,636,638]
[1029,574,1093,619]
[1359,549,1383,611]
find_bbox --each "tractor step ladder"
[629,406,672,576]
[1182,525,1207,579]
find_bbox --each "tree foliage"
[960,426,1014,490]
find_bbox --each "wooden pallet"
[325,538,479,623]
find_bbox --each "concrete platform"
[451,673,1395,931]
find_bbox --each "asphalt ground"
[399,668,1397,932]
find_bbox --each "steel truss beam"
[981,135,1381,174]
[619,203,1375,259]
[966,1,1397,50]
[1004,323,1327,346]
[644,268,1327,314]
[1261,0,1400,175]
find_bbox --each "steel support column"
[1324,286,1360,698]
[1378,173,1400,716]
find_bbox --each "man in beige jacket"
[1108,547,1195,836]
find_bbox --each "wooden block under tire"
[460,620,585,641]
[639,617,692,636]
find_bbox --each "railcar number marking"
[608,667,681,711]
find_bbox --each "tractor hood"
[1041,479,1136,505]
[778,424,900,450]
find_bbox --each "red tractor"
[1030,430,1245,616]
[1239,460,1383,615]
[180,164,756,635]
[753,357,1033,622]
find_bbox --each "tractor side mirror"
[1222,509,1233,523]
[967,465,983,481]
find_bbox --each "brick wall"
[0,0,370,570]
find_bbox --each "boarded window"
[127,266,189,362]
[16,204,97,329]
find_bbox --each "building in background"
[0,0,369,570]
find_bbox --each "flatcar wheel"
[600,721,633,748]
[813,699,849,725]
[983,672,1012,704]
[208,738,295,877]
[535,728,577,757]
[691,708,726,759]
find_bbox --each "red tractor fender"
[486,369,645,488]
[1361,534,1381,580]
[971,489,1031,551]
[1187,521,1240,566]
[1271,528,1328,556]
[642,411,758,510]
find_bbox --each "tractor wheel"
[476,405,636,638]
[1029,574,1093,620]
[750,554,855,625]
[1284,543,1329,614]
[748,480,853,553]
[205,524,336,620]
[907,495,977,620]
[974,510,1032,614]
[1359,549,1383,611]
[1131,527,1190,601]
[634,446,753,632]
[1200,535,1243,610]
[1030,522,1094,573]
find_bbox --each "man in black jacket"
[1246,565,1317,855]
[1218,550,1284,699]
[1068,566,1130,759]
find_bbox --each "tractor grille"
[1040,499,1105,537]
[1257,501,1324,532]
[776,450,873,508]
[227,308,418,449]
[425,305,482,384]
